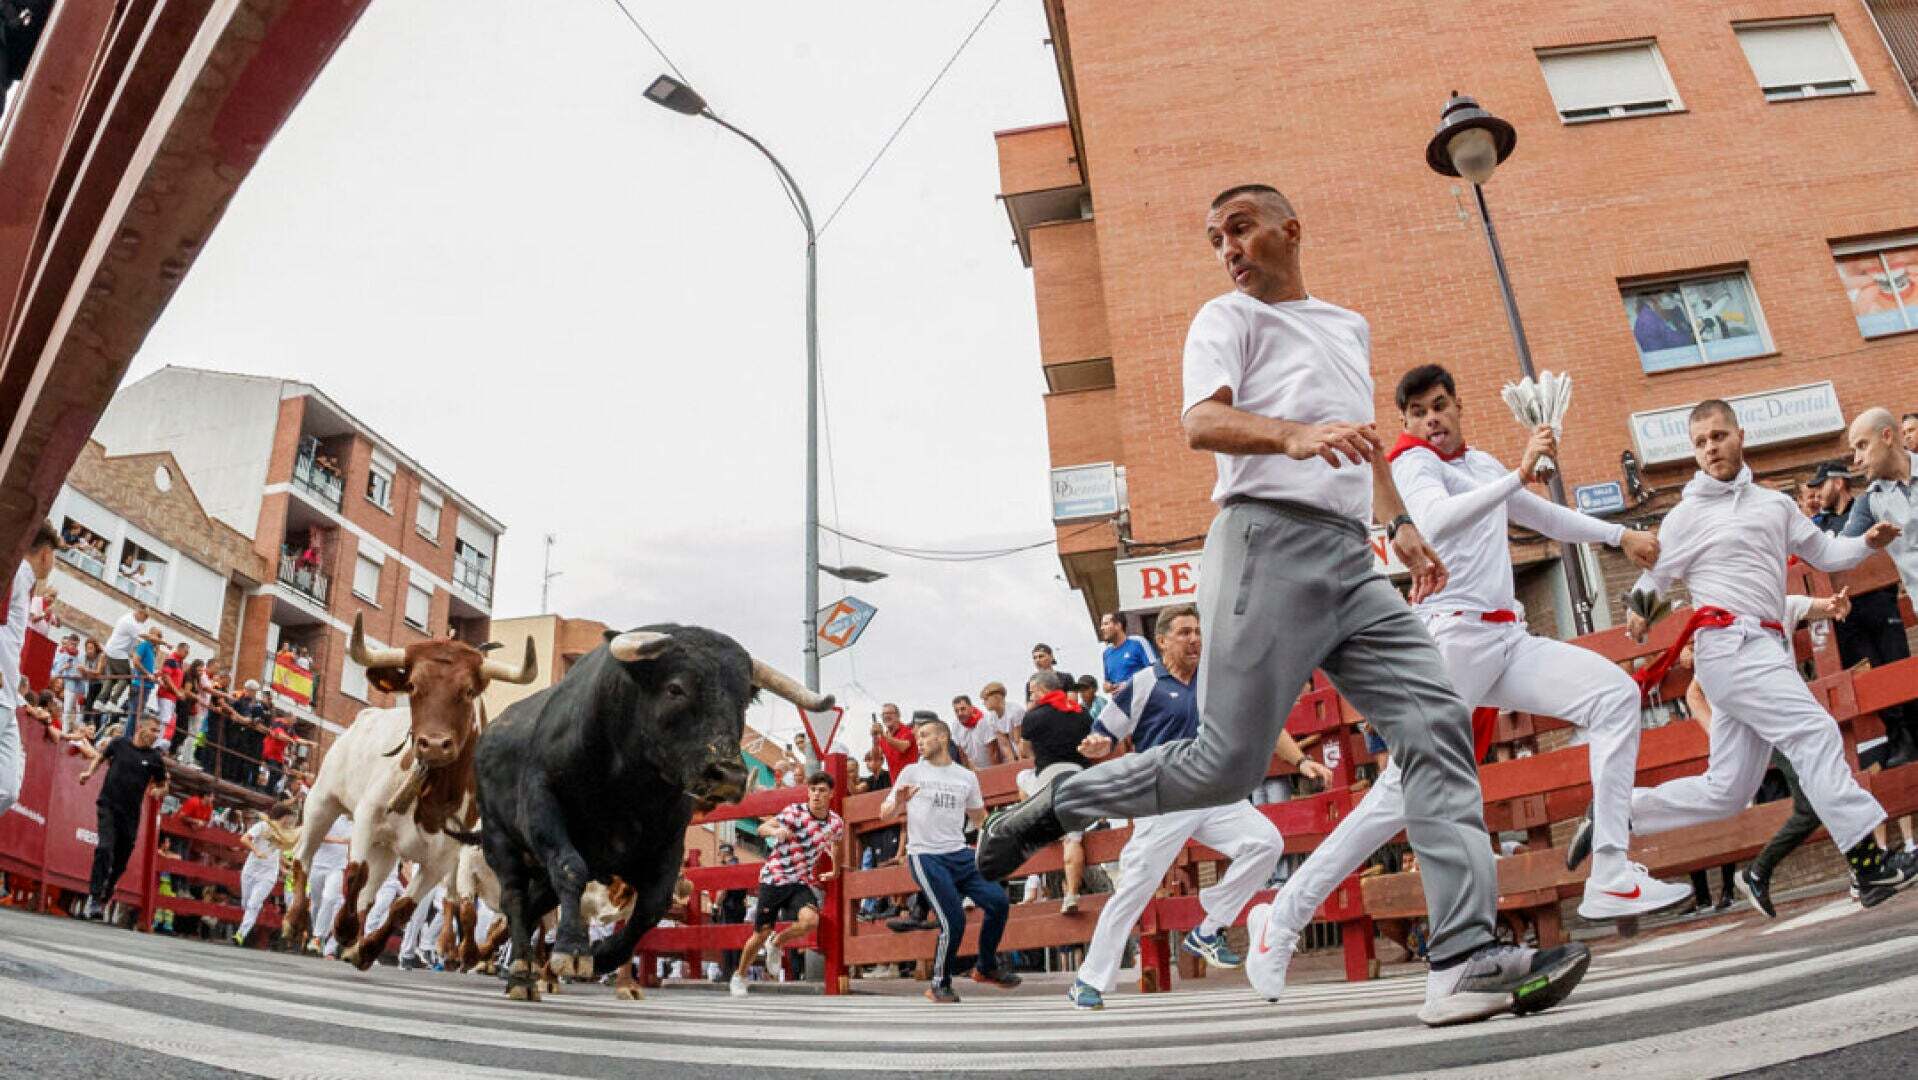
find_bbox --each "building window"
[115,540,167,606]
[366,451,396,512]
[340,651,369,702]
[1537,42,1682,122]
[406,583,432,631]
[1044,357,1117,394]
[1620,271,1772,373]
[1833,235,1918,338]
[415,486,443,541]
[353,553,382,603]
[1735,19,1866,101]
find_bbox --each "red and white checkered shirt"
[758,802,843,886]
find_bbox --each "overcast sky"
[129,1,1101,755]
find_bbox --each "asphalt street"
[1,887,1916,1079]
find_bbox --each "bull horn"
[480,635,538,685]
[348,613,406,669]
[476,700,491,732]
[387,759,428,816]
[751,659,835,713]
[608,631,672,662]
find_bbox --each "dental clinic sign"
[1629,381,1845,466]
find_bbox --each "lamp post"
[1425,92,1595,635]
[646,74,826,689]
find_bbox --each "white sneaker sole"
[1575,883,1694,922]
[1418,989,1512,1027]
[1244,904,1297,1002]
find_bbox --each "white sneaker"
[1576,862,1693,921]
[1244,904,1299,1002]
[728,974,748,997]
[1417,942,1591,1027]
[763,935,782,977]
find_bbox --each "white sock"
[1591,848,1627,884]
[1196,918,1223,937]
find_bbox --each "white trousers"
[310,864,345,947]
[400,885,444,960]
[1270,616,1643,935]
[0,709,21,820]
[237,863,280,939]
[366,868,404,932]
[62,687,86,732]
[1631,621,1884,854]
[1077,799,1283,993]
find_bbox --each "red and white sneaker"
[1245,903,1300,1002]
[1577,862,1692,921]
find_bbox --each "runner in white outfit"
[1067,605,1316,1009]
[366,863,407,937]
[0,525,60,820]
[399,884,445,968]
[1245,366,1694,1001]
[1586,398,1918,906]
[308,813,352,956]
[235,807,295,945]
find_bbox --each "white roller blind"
[406,583,431,628]
[1540,44,1673,113]
[169,557,227,633]
[354,554,382,600]
[1737,22,1855,89]
[340,647,370,701]
[415,486,442,536]
[455,515,495,559]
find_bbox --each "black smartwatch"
[1384,514,1414,541]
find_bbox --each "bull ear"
[367,666,410,694]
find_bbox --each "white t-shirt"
[104,610,145,661]
[1181,291,1376,521]
[892,760,983,857]
[242,821,282,874]
[311,815,352,872]
[0,561,32,711]
[947,714,998,768]
[987,701,1025,740]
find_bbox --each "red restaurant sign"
[1115,530,1407,612]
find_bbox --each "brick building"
[998,1,1918,634]
[90,367,505,739]
[45,440,268,671]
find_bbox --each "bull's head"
[349,614,537,771]
[604,625,831,809]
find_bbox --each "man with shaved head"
[1597,400,1916,906]
[978,183,1591,1026]
[1847,405,1918,608]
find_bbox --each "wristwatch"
[1385,514,1414,541]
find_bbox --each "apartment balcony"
[292,440,344,511]
[57,545,108,581]
[452,555,493,606]
[276,551,330,607]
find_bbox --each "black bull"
[462,624,831,1000]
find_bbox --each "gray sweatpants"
[1051,498,1496,963]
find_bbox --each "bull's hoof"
[537,976,561,996]
[505,979,541,1002]
[615,982,646,1001]
[340,944,364,969]
[551,951,593,979]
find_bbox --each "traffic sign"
[815,596,877,658]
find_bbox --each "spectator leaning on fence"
[729,771,845,997]
[1808,457,1915,768]
[1,522,63,820]
[949,693,1012,768]
[979,681,1025,753]
[99,599,149,713]
[882,715,1021,1003]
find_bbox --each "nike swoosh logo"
[1603,885,1641,899]
[1257,921,1271,953]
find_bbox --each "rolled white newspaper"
[1499,370,1573,477]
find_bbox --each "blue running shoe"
[1182,928,1244,969]
[1067,979,1104,1010]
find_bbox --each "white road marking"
[1762,898,1857,935]
[1609,921,1745,958]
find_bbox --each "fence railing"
[276,552,329,606]
[292,450,343,510]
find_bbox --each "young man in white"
[1243,364,1692,1001]
[1,522,61,821]
[979,184,1590,1026]
[1067,603,1327,1009]
[1573,399,1916,905]
[883,717,1022,1003]
[306,813,352,957]
[97,599,149,714]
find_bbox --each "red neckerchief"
[957,706,984,730]
[1387,432,1467,463]
[1036,690,1081,714]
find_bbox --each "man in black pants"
[75,711,169,920]
[1810,461,1914,766]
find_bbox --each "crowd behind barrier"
[6,564,1917,990]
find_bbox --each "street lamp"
[819,563,887,584]
[1425,92,1596,635]
[645,74,826,690]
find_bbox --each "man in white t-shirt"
[98,600,149,713]
[978,184,1588,1027]
[947,694,1011,768]
[2,523,63,821]
[980,681,1025,751]
[881,716,1021,1003]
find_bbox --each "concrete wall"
[92,368,284,539]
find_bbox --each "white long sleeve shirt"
[1393,446,1623,614]
[1633,466,1872,625]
